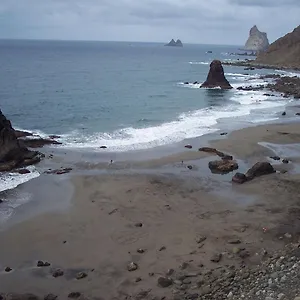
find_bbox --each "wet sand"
[1,122,300,299]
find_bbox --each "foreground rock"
[256,25,300,69]
[209,160,238,174]
[200,60,232,89]
[165,39,183,47]
[265,76,300,99]
[198,147,233,160]
[243,25,269,52]
[0,110,42,172]
[232,162,275,184]
[22,138,62,148]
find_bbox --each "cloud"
[0,0,299,45]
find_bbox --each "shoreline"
[1,121,300,298]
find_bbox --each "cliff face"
[244,25,269,51]
[255,25,300,69]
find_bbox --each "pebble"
[183,278,192,284]
[278,293,285,300]
[159,246,166,251]
[280,275,287,283]
[52,268,64,278]
[166,269,175,276]
[157,276,173,288]
[37,261,51,267]
[179,262,189,270]
[196,236,207,244]
[135,222,143,227]
[210,253,222,263]
[4,267,12,272]
[127,262,138,272]
[68,292,81,299]
[228,239,241,244]
[137,248,145,254]
[135,277,142,282]
[76,272,88,280]
[227,292,233,298]
[44,294,58,300]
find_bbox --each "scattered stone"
[232,172,247,184]
[135,222,143,227]
[187,165,193,170]
[44,294,58,300]
[52,268,64,278]
[284,233,292,239]
[166,269,175,276]
[157,276,173,288]
[179,262,189,270]
[196,236,207,244]
[37,261,50,267]
[183,278,192,284]
[220,132,228,136]
[210,253,222,263]
[76,272,88,280]
[228,239,241,244]
[46,168,72,175]
[137,248,146,254]
[208,160,238,174]
[4,267,12,272]
[282,112,286,116]
[135,277,142,282]
[239,250,250,259]
[127,262,138,272]
[185,145,192,149]
[245,162,275,180]
[68,292,81,299]
[18,168,31,174]
[159,246,166,251]
[270,156,281,161]
[282,159,289,164]
[100,146,107,149]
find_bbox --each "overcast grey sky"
[0,0,299,45]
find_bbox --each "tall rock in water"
[201,60,232,89]
[0,109,41,172]
[256,25,300,69]
[165,39,183,47]
[244,25,269,52]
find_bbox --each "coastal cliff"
[255,25,300,69]
[243,25,269,52]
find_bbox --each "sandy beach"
[1,122,300,300]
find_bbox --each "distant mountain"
[243,25,269,52]
[165,39,183,47]
[255,25,300,69]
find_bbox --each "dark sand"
[1,123,300,299]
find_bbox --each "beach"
[1,122,300,300]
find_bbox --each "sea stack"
[243,25,269,52]
[165,39,183,47]
[255,25,300,69]
[0,109,41,172]
[201,60,233,89]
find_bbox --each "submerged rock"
[200,60,232,89]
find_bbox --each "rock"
[187,165,193,170]
[44,294,58,300]
[18,169,30,174]
[100,145,107,149]
[185,144,192,149]
[193,81,198,84]
[76,272,87,279]
[0,110,42,172]
[37,261,50,267]
[22,138,62,148]
[282,159,289,164]
[207,51,213,53]
[68,292,81,299]
[200,60,233,89]
[135,277,142,282]
[15,130,33,138]
[49,135,61,139]
[210,253,222,263]
[179,262,189,270]
[228,239,241,244]
[232,247,241,254]
[159,246,166,251]
[244,67,255,70]
[296,113,300,116]
[4,267,12,272]
[270,156,281,161]
[46,167,72,175]
[135,222,143,227]
[239,250,250,259]
[232,172,247,184]
[196,236,207,244]
[3,294,40,300]
[157,276,173,288]
[137,248,145,254]
[127,262,138,271]
[243,25,269,51]
[52,268,64,278]
[166,268,175,276]
[245,162,275,180]
[282,111,286,116]
[165,39,183,47]
[208,160,238,174]
[184,82,189,84]
[220,132,228,136]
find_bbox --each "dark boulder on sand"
[208,160,238,174]
[0,109,42,172]
[201,60,233,89]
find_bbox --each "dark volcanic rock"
[0,110,42,172]
[232,172,248,184]
[52,268,64,278]
[4,267,12,272]
[18,169,31,174]
[208,160,238,174]
[44,294,57,300]
[245,162,275,180]
[45,168,72,175]
[198,147,232,159]
[68,293,81,299]
[165,39,183,47]
[157,276,173,287]
[200,60,232,89]
[22,138,62,148]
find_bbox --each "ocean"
[0,39,298,197]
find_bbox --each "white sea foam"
[189,61,209,65]
[0,165,40,193]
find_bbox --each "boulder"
[165,39,183,47]
[232,172,247,184]
[243,25,269,52]
[22,138,62,148]
[208,160,238,174]
[245,162,275,180]
[200,60,232,89]
[0,109,41,172]
[198,147,232,159]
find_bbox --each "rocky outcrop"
[256,25,300,69]
[208,160,238,174]
[243,25,269,52]
[200,60,233,89]
[165,39,183,47]
[0,110,42,172]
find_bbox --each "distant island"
[165,39,183,47]
[242,25,269,52]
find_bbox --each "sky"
[0,0,299,45]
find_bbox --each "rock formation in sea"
[0,109,41,172]
[165,39,183,47]
[255,25,300,69]
[200,60,233,89]
[243,25,269,52]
